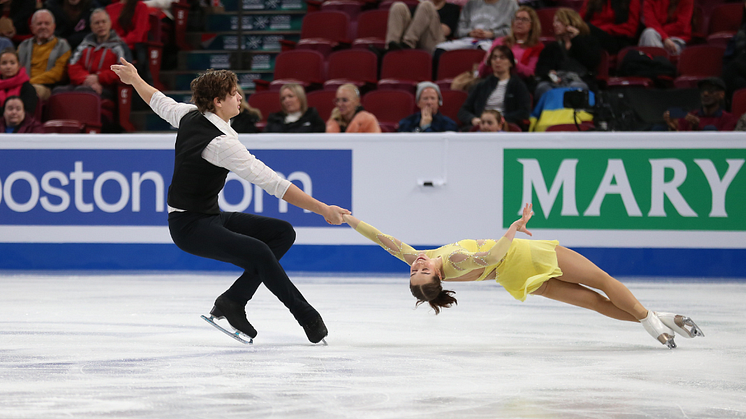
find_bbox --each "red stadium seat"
[674,45,726,89]
[44,91,102,133]
[706,3,744,47]
[289,11,351,57]
[324,49,378,91]
[42,119,85,133]
[306,89,337,122]
[435,49,487,91]
[438,89,468,127]
[536,8,559,43]
[257,50,326,91]
[352,10,389,50]
[378,49,432,93]
[247,90,282,131]
[731,88,746,120]
[362,90,416,131]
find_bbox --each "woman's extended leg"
[532,246,646,321]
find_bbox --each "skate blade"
[321,338,328,346]
[658,333,676,349]
[682,317,705,338]
[201,315,253,345]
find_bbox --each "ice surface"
[1,273,745,418]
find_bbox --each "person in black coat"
[458,44,531,130]
[533,7,601,102]
[263,84,325,133]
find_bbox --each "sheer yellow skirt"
[496,239,562,301]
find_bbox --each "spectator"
[477,109,505,131]
[326,83,381,133]
[663,77,737,131]
[106,0,150,81]
[638,0,693,56]
[478,6,545,81]
[434,0,519,52]
[384,0,460,53]
[0,35,11,51]
[0,48,38,113]
[18,10,72,101]
[580,0,641,55]
[398,81,458,132]
[458,44,531,129]
[0,0,37,39]
[66,8,130,100]
[0,95,44,133]
[45,0,100,51]
[723,3,746,105]
[533,8,601,102]
[264,84,326,133]
[230,86,261,134]
[106,0,149,51]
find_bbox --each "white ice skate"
[640,311,676,349]
[655,312,705,339]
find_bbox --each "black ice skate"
[301,315,328,345]
[201,295,257,344]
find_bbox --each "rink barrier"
[0,132,744,278]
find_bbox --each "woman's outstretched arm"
[343,214,419,265]
[503,203,533,242]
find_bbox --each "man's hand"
[110,57,141,86]
[420,106,433,128]
[684,113,700,129]
[323,205,351,225]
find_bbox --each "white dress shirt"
[149,92,292,212]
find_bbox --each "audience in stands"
[46,0,100,51]
[533,7,601,102]
[723,2,746,107]
[0,48,38,113]
[477,109,505,132]
[384,0,460,53]
[106,0,150,80]
[638,0,692,56]
[144,0,179,21]
[458,45,531,129]
[1,95,43,133]
[398,81,458,132]
[0,0,38,39]
[18,10,72,101]
[478,6,544,83]
[663,77,737,131]
[106,0,149,50]
[264,83,326,133]
[0,35,11,51]
[580,0,641,55]
[434,0,518,52]
[65,8,129,100]
[326,83,381,133]
[230,86,261,133]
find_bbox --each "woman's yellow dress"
[354,221,563,301]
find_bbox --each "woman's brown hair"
[555,8,590,37]
[190,69,238,113]
[118,0,140,33]
[503,6,542,48]
[410,279,458,315]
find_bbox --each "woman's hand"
[566,25,579,38]
[342,213,360,229]
[511,203,533,236]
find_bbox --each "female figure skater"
[112,57,350,344]
[343,204,703,349]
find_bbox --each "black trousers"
[168,211,318,324]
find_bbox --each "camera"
[562,89,616,131]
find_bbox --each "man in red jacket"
[67,8,131,100]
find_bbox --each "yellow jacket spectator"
[17,9,72,100]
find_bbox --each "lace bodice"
[355,221,512,281]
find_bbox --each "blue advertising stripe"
[0,244,744,279]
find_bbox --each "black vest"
[167,110,229,214]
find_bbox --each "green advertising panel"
[503,149,746,230]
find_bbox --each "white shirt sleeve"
[201,135,292,199]
[149,91,198,128]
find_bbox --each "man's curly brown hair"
[190,69,238,113]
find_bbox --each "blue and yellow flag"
[529,88,595,132]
